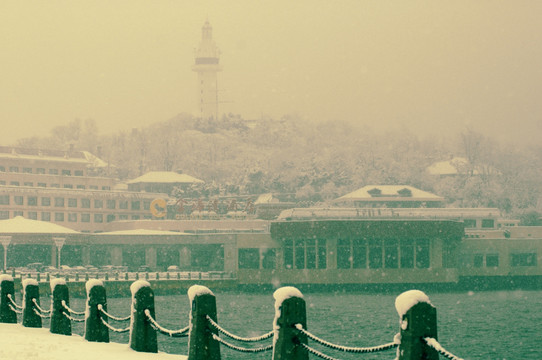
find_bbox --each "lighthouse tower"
[192,20,222,120]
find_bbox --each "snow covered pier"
[0,274,466,360]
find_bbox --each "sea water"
[64,289,542,360]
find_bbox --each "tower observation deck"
[192,20,222,120]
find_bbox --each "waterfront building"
[126,171,204,194]
[333,185,445,208]
[192,20,222,120]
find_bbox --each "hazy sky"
[1,1,541,145]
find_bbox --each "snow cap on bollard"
[395,289,438,360]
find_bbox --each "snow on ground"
[0,323,186,360]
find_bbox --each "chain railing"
[425,337,465,360]
[0,277,470,360]
[144,309,189,338]
[97,304,130,321]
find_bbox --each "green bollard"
[50,279,72,336]
[272,286,308,360]
[396,290,439,360]
[187,285,220,360]
[129,280,157,353]
[84,279,109,343]
[0,275,17,323]
[22,279,42,328]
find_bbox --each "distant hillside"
[14,114,542,219]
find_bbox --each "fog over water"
[1,1,541,145]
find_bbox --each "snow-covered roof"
[426,157,473,176]
[255,193,274,204]
[335,185,443,202]
[81,151,111,168]
[97,229,187,236]
[126,172,204,185]
[0,147,110,168]
[0,216,79,234]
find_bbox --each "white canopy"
[0,216,79,234]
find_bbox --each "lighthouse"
[192,20,222,120]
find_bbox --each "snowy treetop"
[395,290,432,318]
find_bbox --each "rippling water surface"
[65,289,542,360]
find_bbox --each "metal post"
[53,237,66,270]
[0,236,12,271]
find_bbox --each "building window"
[368,238,383,269]
[107,214,115,222]
[94,214,103,223]
[94,199,103,209]
[27,196,38,206]
[9,166,19,173]
[238,248,260,269]
[49,169,59,175]
[23,167,32,173]
[131,201,140,210]
[68,213,77,222]
[55,213,64,222]
[486,254,499,267]
[119,214,128,220]
[119,201,128,209]
[400,241,414,268]
[89,185,98,190]
[37,183,46,187]
[28,211,37,220]
[61,169,71,176]
[14,196,23,205]
[23,182,33,187]
[0,211,9,219]
[13,211,23,217]
[337,238,351,269]
[76,185,85,189]
[81,214,90,222]
[131,215,140,220]
[262,249,276,269]
[102,186,111,190]
[54,197,65,207]
[0,166,4,172]
[384,239,399,269]
[283,239,326,270]
[63,184,73,189]
[10,181,19,186]
[510,253,537,267]
[68,198,77,207]
[41,212,51,221]
[415,239,430,269]
[0,195,9,205]
[473,254,484,268]
[143,201,151,211]
[81,198,90,208]
[107,200,116,209]
[481,219,495,228]
[51,184,60,188]
[0,181,5,185]
[74,170,84,176]
[36,168,45,174]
